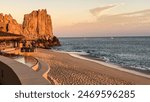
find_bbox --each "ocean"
[52,37,150,73]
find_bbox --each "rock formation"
[23,9,53,39]
[0,13,22,34]
[0,9,60,47]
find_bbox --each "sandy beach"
[32,49,150,85]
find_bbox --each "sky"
[0,0,150,37]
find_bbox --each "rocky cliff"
[23,9,53,39]
[0,9,60,47]
[0,13,22,34]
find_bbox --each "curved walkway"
[0,55,50,85]
[35,58,55,85]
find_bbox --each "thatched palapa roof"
[0,31,24,41]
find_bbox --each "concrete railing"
[0,61,21,85]
[31,57,40,71]
[0,55,49,85]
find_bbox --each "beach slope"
[33,49,150,85]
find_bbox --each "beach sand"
[32,49,150,85]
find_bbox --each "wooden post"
[13,41,16,48]
[17,41,19,48]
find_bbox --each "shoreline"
[32,49,150,85]
[69,53,150,79]
[53,50,150,79]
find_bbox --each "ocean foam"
[68,52,150,79]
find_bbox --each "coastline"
[32,49,150,85]
[68,52,150,79]
[53,50,150,78]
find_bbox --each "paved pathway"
[0,55,50,85]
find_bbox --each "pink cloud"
[97,9,150,26]
[89,4,117,16]
[55,9,150,37]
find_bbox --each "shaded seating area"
[20,40,35,52]
[21,47,35,52]
[0,31,24,53]
[0,31,36,53]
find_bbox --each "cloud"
[56,8,150,37]
[116,9,150,17]
[59,9,150,37]
[89,4,117,16]
[97,9,150,26]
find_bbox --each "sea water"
[52,37,150,72]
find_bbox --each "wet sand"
[32,49,150,85]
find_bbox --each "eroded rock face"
[23,9,53,39]
[0,13,22,34]
[0,9,60,47]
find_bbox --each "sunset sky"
[0,0,150,37]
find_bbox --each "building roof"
[0,31,24,41]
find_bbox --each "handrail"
[30,56,40,71]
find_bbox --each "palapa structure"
[0,31,24,49]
